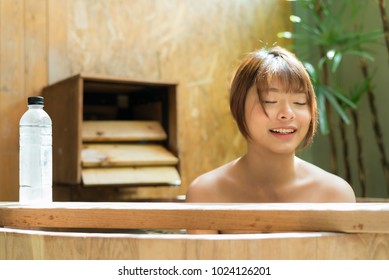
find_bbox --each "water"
[19,103,52,204]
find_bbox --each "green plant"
[278,0,387,196]
[279,0,381,134]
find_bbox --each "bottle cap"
[28,96,44,105]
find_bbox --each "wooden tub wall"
[0,202,388,259]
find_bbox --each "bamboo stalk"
[351,110,367,197]
[339,118,351,183]
[378,0,389,66]
[360,59,389,196]
[326,98,338,174]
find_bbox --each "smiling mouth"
[269,128,296,134]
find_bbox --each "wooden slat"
[82,121,167,142]
[81,72,178,87]
[81,144,178,167]
[0,203,388,233]
[0,227,329,259]
[2,226,389,259]
[82,166,181,186]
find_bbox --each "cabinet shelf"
[42,73,180,194]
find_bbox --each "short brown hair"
[229,46,318,150]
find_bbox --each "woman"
[186,46,356,234]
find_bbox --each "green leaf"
[322,88,351,124]
[298,22,323,37]
[349,76,371,103]
[316,88,329,135]
[277,32,292,39]
[318,57,327,70]
[341,29,383,50]
[331,52,343,72]
[326,86,357,109]
[290,15,301,23]
[303,62,319,84]
[344,50,375,62]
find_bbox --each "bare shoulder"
[186,160,236,203]
[185,172,219,203]
[186,162,236,234]
[298,158,356,202]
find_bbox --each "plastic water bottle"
[19,96,52,204]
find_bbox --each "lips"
[269,127,297,134]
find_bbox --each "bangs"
[255,53,310,97]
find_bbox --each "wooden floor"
[0,202,388,259]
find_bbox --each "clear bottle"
[19,96,52,204]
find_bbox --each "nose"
[277,104,295,121]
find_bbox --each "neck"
[240,144,297,190]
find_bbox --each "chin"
[270,145,298,155]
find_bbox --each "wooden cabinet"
[42,73,180,200]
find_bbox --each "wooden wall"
[0,0,292,201]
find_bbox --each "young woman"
[186,46,356,234]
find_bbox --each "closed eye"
[294,102,307,105]
[263,100,277,104]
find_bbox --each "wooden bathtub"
[0,202,388,259]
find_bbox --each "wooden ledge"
[0,202,388,233]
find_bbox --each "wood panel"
[25,0,47,98]
[54,184,186,201]
[42,76,82,185]
[0,202,388,233]
[1,225,389,260]
[0,0,47,200]
[80,72,179,87]
[82,166,181,186]
[47,0,70,84]
[82,121,167,142]
[0,227,4,259]
[315,233,389,259]
[82,144,178,167]
[0,0,24,201]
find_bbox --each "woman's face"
[244,79,311,155]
